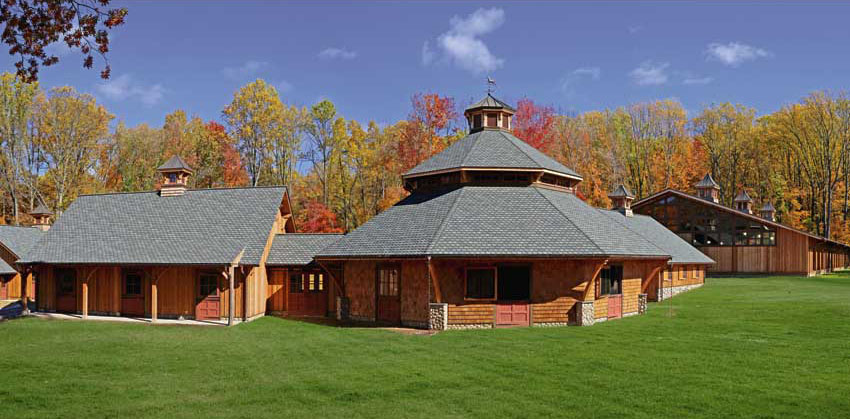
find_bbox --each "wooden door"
[120,271,144,316]
[0,277,7,299]
[55,269,77,313]
[195,274,220,320]
[287,271,328,316]
[495,303,530,327]
[607,294,622,319]
[376,266,400,324]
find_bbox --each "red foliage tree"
[206,121,248,187]
[513,98,556,153]
[300,200,344,233]
[397,93,458,171]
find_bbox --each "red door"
[496,303,530,327]
[120,271,144,316]
[376,266,401,324]
[55,269,77,313]
[607,294,622,319]
[0,277,7,299]
[287,271,328,316]
[195,274,220,320]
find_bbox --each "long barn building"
[632,174,850,276]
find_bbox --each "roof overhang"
[403,167,584,182]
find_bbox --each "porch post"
[82,279,89,319]
[228,264,235,326]
[151,279,158,322]
[20,267,29,315]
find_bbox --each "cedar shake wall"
[344,260,377,321]
[340,259,429,325]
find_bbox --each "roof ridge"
[79,185,287,198]
[425,188,467,255]
[531,187,605,255]
[499,130,541,167]
[280,233,344,236]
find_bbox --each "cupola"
[734,190,754,214]
[694,173,720,203]
[464,93,515,133]
[760,202,776,222]
[29,203,53,231]
[157,155,193,197]
[608,184,634,217]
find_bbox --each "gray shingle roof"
[29,204,52,216]
[404,129,582,180]
[158,155,193,172]
[267,234,342,266]
[466,93,516,112]
[19,186,287,266]
[318,185,670,259]
[761,202,776,212]
[0,225,44,258]
[600,211,715,265]
[0,257,16,275]
[695,173,720,189]
[734,190,753,202]
[608,184,634,198]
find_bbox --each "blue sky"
[13,1,850,127]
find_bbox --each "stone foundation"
[533,322,569,327]
[428,303,447,331]
[402,320,428,329]
[638,293,647,314]
[446,323,493,330]
[575,301,595,326]
[623,311,639,317]
[336,297,350,321]
[657,283,704,301]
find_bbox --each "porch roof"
[599,210,715,265]
[0,258,16,275]
[317,185,671,259]
[18,186,288,266]
[267,233,342,266]
[0,225,44,258]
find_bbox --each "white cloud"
[96,74,164,106]
[222,60,269,79]
[629,61,669,86]
[705,42,770,67]
[561,67,601,95]
[628,25,643,34]
[275,80,293,93]
[318,47,357,60]
[683,76,713,85]
[426,8,506,74]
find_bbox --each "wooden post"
[82,279,89,319]
[20,267,29,315]
[428,257,442,303]
[228,264,235,326]
[151,279,158,322]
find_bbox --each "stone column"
[638,293,647,315]
[429,303,448,331]
[336,296,350,321]
[575,301,595,326]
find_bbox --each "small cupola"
[760,202,776,222]
[29,203,53,231]
[157,155,193,197]
[464,93,515,133]
[695,173,721,203]
[608,184,635,217]
[734,190,754,214]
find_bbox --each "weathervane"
[486,76,496,94]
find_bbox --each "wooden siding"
[400,261,429,325]
[267,268,287,312]
[0,245,34,300]
[338,259,429,324]
[702,227,812,274]
[343,260,377,321]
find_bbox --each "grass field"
[1,274,849,418]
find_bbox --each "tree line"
[1,73,849,243]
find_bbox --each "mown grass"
[1,273,850,418]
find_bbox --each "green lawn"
[2,274,850,418]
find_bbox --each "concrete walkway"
[31,312,235,326]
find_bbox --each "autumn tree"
[513,98,557,153]
[306,99,340,205]
[0,72,38,223]
[0,0,127,81]
[397,93,458,171]
[222,79,285,187]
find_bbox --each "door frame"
[195,271,221,320]
[494,263,532,327]
[120,269,145,316]
[375,263,401,324]
[54,268,77,313]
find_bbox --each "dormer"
[734,190,754,214]
[465,93,515,133]
[30,203,53,231]
[695,173,721,203]
[608,184,634,217]
[158,155,193,197]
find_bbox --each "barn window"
[378,266,399,297]
[473,114,482,128]
[56,269,75,295]
[486,113,498,127]
[290,272,304,293]
[600,265,623,295]
[199,274,218,296]
[123,272,142,296]
[465,267,496,300]
[308,273,324,292]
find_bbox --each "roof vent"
[29,203,53,231]
[157,155,193,197]
[464,91,516,133]
[760,202,776,222]
[608,184,634,217]
[734,190,754,214]
[695,173,720,203]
